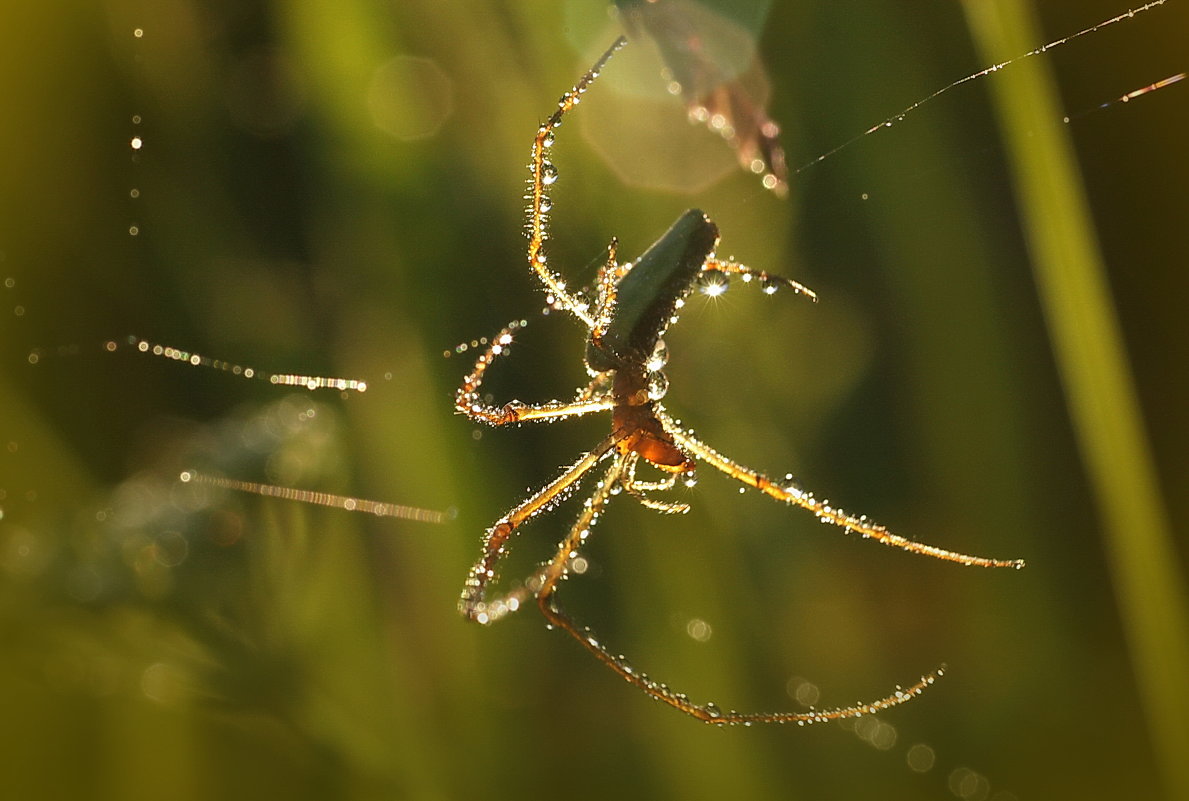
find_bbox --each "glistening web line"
[120,335,368,392]
[794,1,1170,175]
[180,471,452,524]
[1063,72,1186,123]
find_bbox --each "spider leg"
[621,453,690,514]
[534,452,946,725]
[624,452,680,492]
[622,485,690,515]
[525,38,627,329]
[455,320,614,426]
[576,371,615,403]
[703,258,818,301]
[459,434,618,624]
[591,238,623,345]
[655,407,1025,569]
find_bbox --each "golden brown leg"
[620,453,690,514]
[592,237,623,344]
[534,452,947,725]
[459,434,618,624]
[455,320,614,426]
[703,258,817,300]
[656,407,1025,569]
[526,39,627,327]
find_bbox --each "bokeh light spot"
[906,743,936,773]
[368,56,454,142]
[685,617,712,642]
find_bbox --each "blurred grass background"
[0,1,1185,800]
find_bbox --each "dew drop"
[698,272,729,297]
[646,371,669,401]
[646,339,668,371]
[541,162,559,185]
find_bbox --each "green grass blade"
[962,2,1189,797]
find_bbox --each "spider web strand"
[795,0,1169,175]
[180,471,449,523]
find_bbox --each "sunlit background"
[1,1,1186,799]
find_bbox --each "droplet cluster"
[102,336,370,394]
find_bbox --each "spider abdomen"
[586,208,718,372]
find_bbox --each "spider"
[454,37,1024,726]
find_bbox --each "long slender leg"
[525,38,627,328]
[621,453,690,514]
[459,434,618,624]
[534,454,946,725]
[655,407,1025,569]
[455,320,614,426]
[703,258,817,300]
[591,238,623,345]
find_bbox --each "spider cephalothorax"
[454,38,1023,725]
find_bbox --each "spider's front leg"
[656,409,1025,569]
[524,38,627,328]
[702,258,818,300]
[535,451,946,725]
[454,320,614,427]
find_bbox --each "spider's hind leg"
[459,434,619,624]
[656,408,1025,569]
[534,452,947,725]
